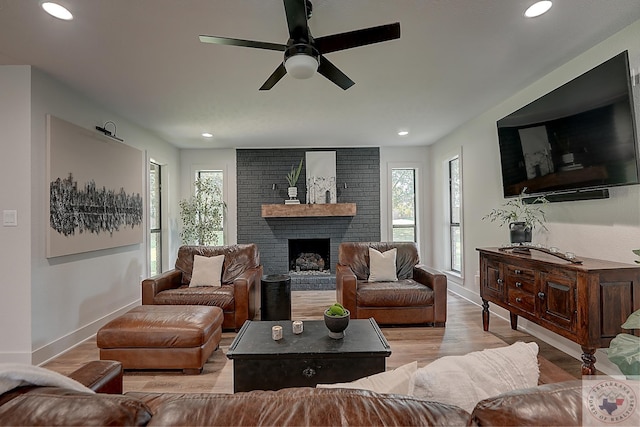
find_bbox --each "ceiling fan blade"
[317,56,354,90]
[315,22,400,54]
[283,0,310,42]
[259,63,288,90]
[199,35,286,52]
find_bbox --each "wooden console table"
[477,247,640,375]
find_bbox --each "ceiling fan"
[199,0,400,90]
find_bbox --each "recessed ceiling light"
[41,2,73,20]
[524,1,552,18]
[202,132,213,138]
[398,130,409,136]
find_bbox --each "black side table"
[260,274,291,320]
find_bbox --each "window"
[196,170,224,245]
[149,161,162,276]
[448,157,462,273]
[391,168,416,242]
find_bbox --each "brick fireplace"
[236,148,381,287]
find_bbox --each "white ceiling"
[1,0,639,149]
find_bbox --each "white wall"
[0,66,33,363]
[179,149,238,245]
[429,20,640,375]
[0,66,181,364]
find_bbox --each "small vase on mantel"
[285,186,300,205]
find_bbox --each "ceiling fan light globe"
[284,54,319,79]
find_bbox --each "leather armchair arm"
[141,270,182,305]
[232,265,263,331]
[413,265,447,325]
[67,360,123,394]
[336,263,357,315]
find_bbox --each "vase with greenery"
[324,302,350,339]
[286,158,303,200]
[179,177,225,245]
[483,189,548,244]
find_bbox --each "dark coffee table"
[226,318,391,392]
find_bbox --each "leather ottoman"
[97,305,223,374]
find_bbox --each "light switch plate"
[3,210,17,226]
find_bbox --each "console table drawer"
[506,276,535,294]
[507,289,535,314]
[506,265,535,282]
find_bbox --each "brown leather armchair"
[336,242,447,326]
[142,244,262,331]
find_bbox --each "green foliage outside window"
[179,177,225,245]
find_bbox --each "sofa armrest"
[232,265,263,331]
[141,270,183,304]
[413,265,447,326]
[471,380,584,426]
[336,263,358,315]
[67,360,123,394]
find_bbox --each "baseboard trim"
[33,300,140,366]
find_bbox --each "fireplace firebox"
[288,238,330,273]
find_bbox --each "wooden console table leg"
[509,312,518,330]
[482,299,490,331]
[581,347,597,376]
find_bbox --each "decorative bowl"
[323,308,350,339]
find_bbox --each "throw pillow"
[316,361,417,395]
[189,254,224,287]
[368,247,398,282]
[408,342,539,413]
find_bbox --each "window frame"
[390,167,418,243]
[446,154,463,276]
[149,161,162,276]
[195,169,225,245]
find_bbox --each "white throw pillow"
[368,247,398,282]
[316,361,417,395]
[408,342,540,413]
[189,254,224,287]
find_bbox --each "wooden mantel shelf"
[261,203,356,218]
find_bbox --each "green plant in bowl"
[324,303,350,339]
[326,303,347,317]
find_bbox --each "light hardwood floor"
[43,291,581,394]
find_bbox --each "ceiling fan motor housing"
[284,43,319,79]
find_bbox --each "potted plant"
[483,188,548,244]
[324,302,350,339]
[286,158,303,201]
[607,309,640,379]
[179,177,225,245]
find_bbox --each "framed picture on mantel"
[306,151,336,204]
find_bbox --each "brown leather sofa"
[142,244,262,331]
[0,361,587,426]
[336,242,447,326]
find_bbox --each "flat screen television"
[496,50,639,199]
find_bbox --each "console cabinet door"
[481,257,504,301]
[539,271,577,334]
